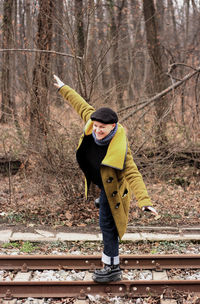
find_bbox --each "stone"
[10,232,56,242]
[35,230,55,238]
[84,271,93,281]
[0,230,12,242]
[56,233,101,241]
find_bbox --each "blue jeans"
[99,188,119,265]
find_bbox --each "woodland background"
[0,0,199,229]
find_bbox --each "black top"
[76,135,109,187]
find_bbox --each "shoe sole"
[92,273,122,283]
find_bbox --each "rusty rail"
[1,280,200,299]
[0,254,199,271]
[0,254,200,299]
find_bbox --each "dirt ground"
[0,162,199,231]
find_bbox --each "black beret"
[91,107,118,124]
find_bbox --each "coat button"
[115,202,120,209]
[112,191,118,197]
[106,177,113,183]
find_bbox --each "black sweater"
[76,135,108,187]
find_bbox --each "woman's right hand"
[53,74,65,88]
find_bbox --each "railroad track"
[0,254,200,299]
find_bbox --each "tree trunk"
[118,0,130,103]
[54,0,65,106]
[143,0,170,146]
[86,0,96,79]
[12,0,24,142]
[24,0,32,117]
[96,0,110,90]
[29,0,53,152]
[0,0,14,123]
[107,0,125,109]
[128,0,143,101]
[156,0,165,33]
[167,0,180,51]
[74,0,87,99]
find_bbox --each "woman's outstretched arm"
[53,75,95,123]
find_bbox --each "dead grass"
[0,158,199,228]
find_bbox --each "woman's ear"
[112,123,116,130]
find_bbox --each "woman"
[53,75,158,283]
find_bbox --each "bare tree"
[96,0,110,90]
[0,0,14,123]
[107,0,126,108]
[86,0,97,80]
[54,0,65,106]
[143,0,170,146]
[29,0,54,151]
[74,0,87,99]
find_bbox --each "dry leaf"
[65,211,72,220]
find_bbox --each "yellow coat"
[59,85,152,239]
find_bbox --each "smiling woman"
[53,74,158,284]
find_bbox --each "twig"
[168,62,199,72]
[0,48,82,60]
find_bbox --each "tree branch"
[120,65,200,122]
[0,48,82,60]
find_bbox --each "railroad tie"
[1,300,17,304]
[74,300,89,304]
[152,270,168,280]
[13,271,32,282]
[160,300,177,304]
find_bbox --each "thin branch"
[168,62,199,71]
[120,65,200,122]
[0,48,82,60]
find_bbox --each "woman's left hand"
[142,206,159,216]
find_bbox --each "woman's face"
[93,121,115,140]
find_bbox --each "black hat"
[91,107,118,124]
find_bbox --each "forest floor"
[0,161,199,231]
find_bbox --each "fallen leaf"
[65,211,72,220]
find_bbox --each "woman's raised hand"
[53,74,65,88]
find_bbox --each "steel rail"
[1,280,200,299]
[0,254,200,271]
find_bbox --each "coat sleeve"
[123,145,153,209]
[58,85,95,123]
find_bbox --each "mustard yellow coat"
[59,85,152,239]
